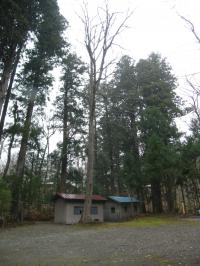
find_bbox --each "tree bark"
[3,133,15,178]
[59,92,69,193]
[0,138,5,159]
[44,132,50,185]
[81,83,96,223]
[129,112,146,212]
[165,179,176,213]
[38,142,47,177]
[28,153,35,207]
[16,99,34,177]
[0,44,22,142]
[14,98,35,219]
[3,101,19,177]
[0,44,17,116]
[0,62,12,116]
[151,179,163,213]
[192,179,200,207]
[180,184,186,214]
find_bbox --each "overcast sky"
[57,0,200,133]
[58,0,200,75]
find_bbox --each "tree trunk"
[165,179,176,213]
[0,45,22,142]
[34,146,40,174]
[3,101,19,177]
[0,54,15,116]
[81,83,96,223]
[14,98,35,220]
[151,179,163,213]
[180,184,186,214]
[59,94,68,193]
[0,138,5,159]
[28,153,35,207]
[94,115,98,179]
[3,134,15,178]
[129,112,145,209]
[44,133,50,186]
[138,189,146,213]
[56,158,62,191]
[192,179,200,207]
[114,150,120,195]
[38,142,47,177]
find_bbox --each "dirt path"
[0,220,200,266]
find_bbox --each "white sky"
[58,0,200,74]
[57,0,200,134]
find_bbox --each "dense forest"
[0,0,200,223]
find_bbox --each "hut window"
[124,206,127,212]
[91,206,98,215]
[74,206,83,215]
[111,207,115,213]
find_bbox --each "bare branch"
[186,78,200,123]
[179,14,200,44]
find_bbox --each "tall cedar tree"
[95,56,142,196]
[13,0,66,219]
[112,56,142,195]
[54,53,85,192]
[136,53,181,213]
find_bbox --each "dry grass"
[74,215,182,230]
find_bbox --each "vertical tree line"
[0,1,200,223]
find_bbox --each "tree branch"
[179,14,200,44]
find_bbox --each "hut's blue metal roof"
[108,196,139,203]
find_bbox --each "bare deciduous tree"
[79,1,132,223]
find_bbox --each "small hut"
[104,196,140,221]
[54,193,106,224]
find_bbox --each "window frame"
[111,207,115,213]
[74,206,83,215]
[91,206,98,215]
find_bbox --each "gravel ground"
[0,220,200,266]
